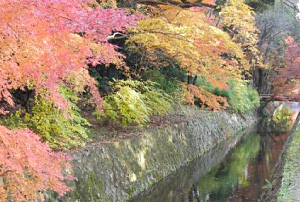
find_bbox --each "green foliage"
[196,77,260,114]
[272,107,293,127]
[2,87,90,150]
[260,106,293,132]
[196,76,229,98]
[142,69,182,95]
[196,76,215,93]
[104,86,151,127]
[277,125,300,202]
[226,80,260,114]
[102,79,172,127]
[197,134,260,199]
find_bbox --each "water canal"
[130,120,291,202]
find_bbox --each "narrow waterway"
[130,121,290,202]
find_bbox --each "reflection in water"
[130,122,290,202]
[196,134,261,201]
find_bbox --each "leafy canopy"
[128,6,248,83]
[0,0,136,199]
[220,0,263,68]
[272,37,300,101]
[0,126,73,202]
[0,0,136,114]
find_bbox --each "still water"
[130,122,290,202]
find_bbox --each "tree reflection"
[196,134,261,201]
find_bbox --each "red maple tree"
[0,126,73,202]
[272,37,300,101]
[0,0,136,114]
[0,0,136,200]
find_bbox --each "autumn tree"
[0,0,136,199]
[0,126,73,202]
[0,0,135,114]
[119,0,217,8]
[129,7,248,81]
[220,0,263,68]
[272,37,300,100]
[254,0,300,93]
[126,4,258,109]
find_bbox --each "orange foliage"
[272,37,300,101]
[0,0,135,114]
[204,75,230,91]
[0,126,73,202]
[128,4,255,111]
[183,84,229,110]
[201,0,216,4]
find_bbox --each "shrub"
[2,87,90,150]
[102,80,172,127]
[226,80,260,114]
[195,76,260,113]
[183,84,229,110]
[0,125,73,202]
[104,86,151,126]
[272,107,293,126]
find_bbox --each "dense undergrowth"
[101,79,172,127]
[1,88,90,150]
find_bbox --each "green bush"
[196,76,215,93]
[2,87,90,150]
[196,76,228,98]
[226,80,260,114]
[272,107,293,126]
[196,77,260,114]
[102,79,172,127]
[104,86,151,126]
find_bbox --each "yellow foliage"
[97,0,117,8]
[127,7,249,82]
[220,0,264,68]
[127,4,263,111]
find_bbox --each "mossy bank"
[277,120,300,202]
[45,110,258,202]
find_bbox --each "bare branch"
[281,0,300,13]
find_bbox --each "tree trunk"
[192,76,198,85]
[187,75,193,84]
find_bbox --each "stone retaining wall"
[46,111,258,202]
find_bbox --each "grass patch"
[277,125,300,202]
